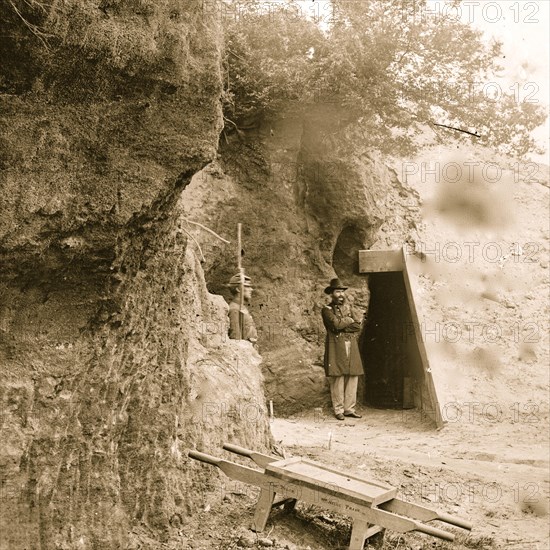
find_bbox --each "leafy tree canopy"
[222,0,547,157]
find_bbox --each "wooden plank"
[380,498,472,530]
[265,457,397,506]
[223,443,279,468]
[402,377,414,409]
[400,247,444,428]
[277,458,394,493]
[349,519,370,550]
[358,250,403,273]
[349,523,383,549]
[188,451,266,487]
[252,487,275,532]
[365,525,384,538]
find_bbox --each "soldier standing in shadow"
[227,273,258,346]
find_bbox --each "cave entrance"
[332,224,367,281]
[358,248,443,428]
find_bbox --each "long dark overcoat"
[321,304,364,377]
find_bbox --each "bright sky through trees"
[224,1,547,158]
[294,0,549,162]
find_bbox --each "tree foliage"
[222,2,325,125]
[223,0,547,157]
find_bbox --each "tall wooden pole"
[237,223,244,340]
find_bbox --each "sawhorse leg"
[349,521,383,550]
[252,486,276,532]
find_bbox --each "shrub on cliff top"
[0,0,210,90]
[223,0,546,158]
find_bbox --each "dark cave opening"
[360,271,424,410]
[332,224,365,282]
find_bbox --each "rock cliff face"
[0,3,422,546]
[0,2,270,549]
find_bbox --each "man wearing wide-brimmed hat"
[321,277,365,420]
[228,273,258,344]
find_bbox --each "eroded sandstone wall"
[0,2,271,548]
[182,105,422,415]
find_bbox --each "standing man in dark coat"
[321,278,365,420]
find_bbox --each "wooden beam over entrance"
[358,247,444,428]
[358,249,403,273]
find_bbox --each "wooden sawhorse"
[189,444,472,549]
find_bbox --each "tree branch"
[432,122,481,138]
[181,228,205,263]
[183,219,231,244]
[7,0,51,50]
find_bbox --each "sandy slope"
[393,144,549,418]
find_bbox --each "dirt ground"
[178,405,548,550]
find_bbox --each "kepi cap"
[228,273,252,287]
